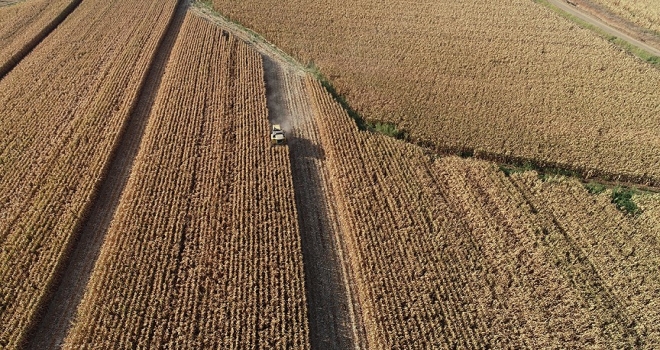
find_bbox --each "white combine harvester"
[270,124,286,145]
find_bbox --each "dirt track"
[192,4,366,349]
[24,3,187,349]
[545,0,660,58]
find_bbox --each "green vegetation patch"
[610,186,641,216]
[584,182,607,194]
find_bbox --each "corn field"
[589,0,660,33]
[306,74,660,347]
[0,0,177,346]
[0,0,79,77]
[62,13,309,348]
[213,0,660,185]
[1,0,659,348]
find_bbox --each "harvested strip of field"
[192,4,366,348]
[0,0,80,78]
[213,0,660,185]
[63,13,309,348]
[305,74,654,347]
[25,2,187,349]
[0,0,177,347]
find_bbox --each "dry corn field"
[213,0,660,185]
[589,0,660,34]
[0,0,80,77]
[1,0,660,349]
[60,13,309,348]
[305,75,660,347]
[0,0,177,346]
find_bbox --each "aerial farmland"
[0,0,658,348]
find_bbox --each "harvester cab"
[270,124,286,145]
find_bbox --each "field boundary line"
[538,0,660,63]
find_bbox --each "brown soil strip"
[23,2,187,349]
[262,56,365,349]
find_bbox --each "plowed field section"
[0,0,177,347]
[62,13,309,348]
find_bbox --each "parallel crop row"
[305,75,656,347]
[213,0,660,185]
[0,0,177,347]
[63,14,309,348]
[0,0,80,77]
[512,172,660,346]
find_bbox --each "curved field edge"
[306,72,660,347]
[210,0,660,187]
[191,3,660,345]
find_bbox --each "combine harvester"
[271,124,286,145]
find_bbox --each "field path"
[192,4,367,349]
[545,0,660,57]
[24,3,187,349]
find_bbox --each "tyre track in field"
[192,5,367,349]
[23,2,187,349]
[0,0,83,80]
[264,58,366,350]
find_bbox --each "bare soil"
[23,2,187,349]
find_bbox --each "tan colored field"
[213,0,660,185]
[62,13,309,348]
[1,0,659,348]
[590,0,660,33]
[306,74,660,347]
[0,0,79,77]
[0,0,177,346]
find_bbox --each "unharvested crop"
[213,0,660,185]
[305,74,660,347]
[0,0,79,77]
[63,14,309,348]
[0,0,177,347]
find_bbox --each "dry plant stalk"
[0,0,178,346]
[63,14,309,348]
[305,74,659,347]
[213,0,660,185]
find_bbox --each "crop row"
[305,74,655,347]
[0,0,178,347]
[512,172,660,346]
[62,14,309,348]
[0,0,79,77]
[213,0,660,185]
